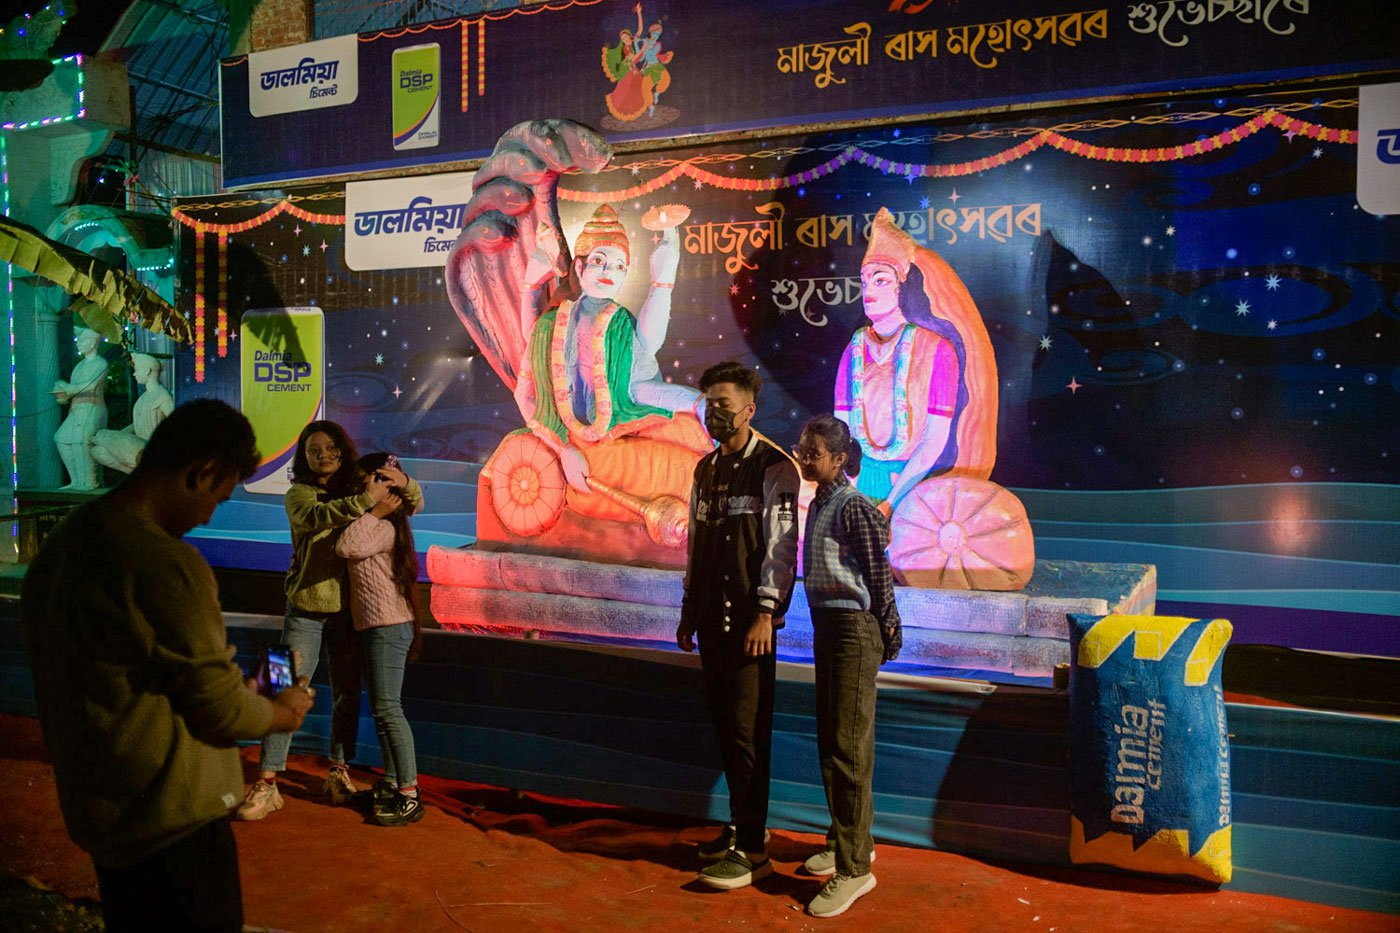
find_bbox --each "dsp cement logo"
[241,308,325,495]
[252,351,314,391]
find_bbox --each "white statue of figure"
[90,353,174,477]
[52,328,110,490]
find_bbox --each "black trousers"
[812,608,882,877]
[94,817,243,933]
[698,623,777,853]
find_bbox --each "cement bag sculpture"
[1068,613,1234,884]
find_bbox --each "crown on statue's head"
[862,207,916,282]
[574,204,630,265]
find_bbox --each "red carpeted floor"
[1,713,1391,933]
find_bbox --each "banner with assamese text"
[218,0,1400,188]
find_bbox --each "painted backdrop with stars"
[176,86,1398,655]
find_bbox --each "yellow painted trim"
[1184,618,1234,686]
[1077,615,1195,668]
[1070,816,1232,885]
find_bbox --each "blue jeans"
[258,606,362,772]
[362,622,418,788]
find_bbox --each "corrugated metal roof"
[315,1,525,41]
[102,0,226,158]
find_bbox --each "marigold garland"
[172,108,1354,377]
[556,108,1353,200]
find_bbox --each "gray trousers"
[812,608,882,877]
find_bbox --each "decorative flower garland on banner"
[217,232,228,358]
[558,109,1354,201]
[192,224,205,383]
[171,199,345,381]
[171,110,1353,380]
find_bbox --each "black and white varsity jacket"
[681,431,800,635]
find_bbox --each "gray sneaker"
[697,849,772,890]
[235,780,283,821]
[803,845,877,876]
[807,872,877,918]
[323,767,358,806]
[698,825,772,862]
[697,824,738,862]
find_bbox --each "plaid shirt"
[810,475,903,661]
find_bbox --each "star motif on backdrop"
[1235,300,1251,316]
[319,240,329,252]
[692,178,704,189]
[630,165,641,176]
[375,353,384,365]
[1165,225,1175,236]
[1039,336,1053,350]
[392,386,402,399]
[1284,129,1298,141]
[302,245,310,256]
[1267,320,1278,330]
[1265,274,1282,290]
[292,225,302,236]
[1312,147,1323,158]
[919,196,930,209]
[948,189,961,204]
[1067,377,1081,394]
[905,172,917,185]
[729,283,740,295]
[652,233,660,245]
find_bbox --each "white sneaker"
[235,780,283,821]
[808,873,877,918]
[803,845,876,876]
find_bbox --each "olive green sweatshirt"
[21,497,276,868]
[284,477,423,612]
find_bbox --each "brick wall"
[250,0,313,52]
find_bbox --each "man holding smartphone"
[21,399,315,933]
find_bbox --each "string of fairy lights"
[169,107,1355,382]
[2,47,83,543]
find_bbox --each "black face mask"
[704,405,741,443]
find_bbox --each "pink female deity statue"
[835,207,998,515]
[835,208,1033,590]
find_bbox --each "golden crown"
[573,203,630,265]
[862,207,916,281]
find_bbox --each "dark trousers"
[94,817,243,933]
[698,623,777,853]
[812,608,882,877]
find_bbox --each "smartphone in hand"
[256,643,297,697]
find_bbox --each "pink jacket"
[335,513,414,631]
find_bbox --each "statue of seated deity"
[446,121,709,566]
[839,208,1034,590]
[52,327,109,490]
[90,353,174,477]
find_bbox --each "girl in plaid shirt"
[795,414,902,919]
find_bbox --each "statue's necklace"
[850,324,916,459]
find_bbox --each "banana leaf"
[0,215,192,344]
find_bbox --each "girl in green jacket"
[237,420,422,820]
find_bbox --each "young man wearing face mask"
[678,360,800,889]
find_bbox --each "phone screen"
[259,644,296,696]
